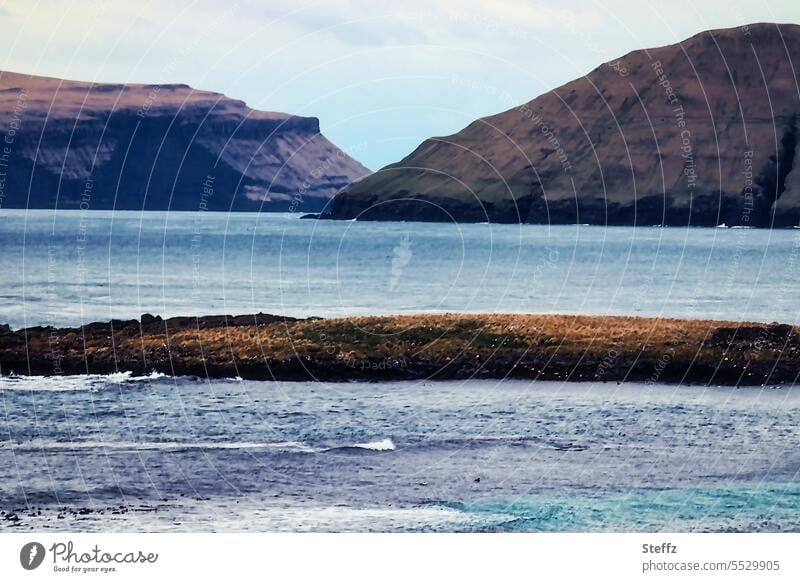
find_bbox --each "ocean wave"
[419,434,587,451]
[0,501,515,533]
[0,437,398,454]
[324,437,396,453]
[0,439,317,453]
[0,371,168,392]
[0,433,585,455]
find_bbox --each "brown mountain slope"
[0,71,369,211]
[331,23,800,226]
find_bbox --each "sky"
[1,0,799,170]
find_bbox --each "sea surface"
[1,375,798,532]
[1,209,800,329]
[0,209,799,532]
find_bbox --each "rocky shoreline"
[1,313,798,385]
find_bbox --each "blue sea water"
[0,209,798,532]
[0,376,797,532]
[1,209,799,329]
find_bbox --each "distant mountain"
[0,71,369,212]
[331,23,800,227]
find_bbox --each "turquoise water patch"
[443,483,800,532]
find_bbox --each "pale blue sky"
[1,0,798,170]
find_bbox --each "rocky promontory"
[331,23,800,226]
[0,71,369,212]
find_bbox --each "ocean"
[0,209,798,532]
[2,209,799,329]
[1,376,798,532]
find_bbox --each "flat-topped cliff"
[0,71,369,212]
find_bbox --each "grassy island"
[1,313,798,385]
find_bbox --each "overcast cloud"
[1,0,798,169]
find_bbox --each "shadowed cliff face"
[0,72,369,212]
[332,23,800,227]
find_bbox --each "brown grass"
[149,313,787,363]
[3,313,798,383]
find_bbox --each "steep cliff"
[0,71,369,212]
[331,23,800,226]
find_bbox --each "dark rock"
[710,323,799,348]
[140,313,162,326]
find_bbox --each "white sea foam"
[2,501,513,533]
[0,371,168,392]
[0,439,317,453]
[0,436,397,454]
[194,503,509,532]
[348,437,396,451]
[320,437,397,453]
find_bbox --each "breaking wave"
[324,437,396,452]
[0,371,168,392]
[0,439,317,453]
